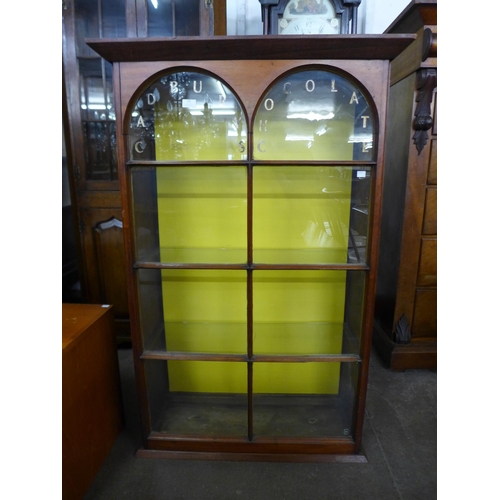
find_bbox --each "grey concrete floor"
[84,348,436,500]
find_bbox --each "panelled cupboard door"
[62,0,226,342]
[88,35,414,460]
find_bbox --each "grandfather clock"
[87,33,414,460]
[259,0,361,35]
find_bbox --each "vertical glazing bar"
[247,163,253,441]
[247,164,253,358]
[97,0,103,37]
[101,59,112,180]
[247,352,253,441]
[247,164,253,266]
[171,0,176,36]
[262,6,269,35]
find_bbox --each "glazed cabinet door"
[116,57,386,456]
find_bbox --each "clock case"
[87,34,414,461]
[259,0,362,35]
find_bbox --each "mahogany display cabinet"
[88,34,414,461]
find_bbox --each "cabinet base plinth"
[372,321,436,371]
[135,448,368,463]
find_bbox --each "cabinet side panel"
[375,74,414,332]
[62,308,122,499]
[412,289,437,338]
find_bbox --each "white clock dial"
[279,16,339,35]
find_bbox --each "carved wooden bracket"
[422,28,437,61]
[394,314,411,344]
[413,68,437,155]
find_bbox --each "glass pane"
[175,0,200,36]
[129,71,247,161]
[74,0,99,56]
[74,0,126,55]
[148,0,200,36]
[344,271,367,351]
[137,269,247,354]
[253,270,362,355]
[146,359,248,437]
[253,69,374,161]
[136,269,165,351]
[161,269,247,354]
[131,166,247,264]
[147,0,174,36]
[102,0,127,38]
[253,166,371,264]
[79,59,117,181]
[252,361,358,438]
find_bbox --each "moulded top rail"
[86,35,416,64]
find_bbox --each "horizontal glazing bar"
[127,161,249,168]
[252,354,361,363]
[141,351,248,362]
[148,432,251,444]
[140,352,361,363]
[134,262,370,271]
[135,262,248,270]
[127,160,377,168]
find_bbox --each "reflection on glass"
[254,166,371,264]
[162,270,247,354]
[137,269,165,351]
[344,271,367,351]
[146,360,248,437]
[147,0,200,36]
[252,362,355,438]
[253,69,374,161]
[79,58,117,180]
[147,0,174,36]
[129,71,247,161]
[75,0,126,46]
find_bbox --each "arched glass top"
[128,70,247,161]
[253,68,375,161]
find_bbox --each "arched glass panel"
[128,70,247,161]
[253,68,374,161]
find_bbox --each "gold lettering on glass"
[264,98,274,111]
[283,82,291,94]
[193,80,203,93]
[361,116,370,128]
[259,120,268,132]
[137,115,146,128]
[169,81,178,93]
[305,80,315,92]
[134,141,146,153]
[331,80,338,92]
[349,92,359,104]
